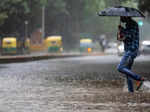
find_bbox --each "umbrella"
[97,6,145,18]
[97,6,145,41]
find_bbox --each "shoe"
[136,77,145,91]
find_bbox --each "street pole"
[24,20,28,52]
[42,6,45,39]
[25,20,28,38]
[138,20,143,39]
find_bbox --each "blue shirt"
[120,19,139,54]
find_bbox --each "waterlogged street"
[0,55,150,112]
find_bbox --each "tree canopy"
[138,0,150,16]
[0,0,140,49]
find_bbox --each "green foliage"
[0,12,8,24]
[0,0,138,48]
[82,0,121,39]
[138,0,150,16]
[82,0,138,40]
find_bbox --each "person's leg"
[126,56,134,92]
[122,66,145,91]
[117,54,142,81]
[117,54,134,92]
[126,75,134,92]
[119,67,141,81]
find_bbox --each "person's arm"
[120,27,132,39]
[117,25,126,41]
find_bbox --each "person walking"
[117,16,145,92]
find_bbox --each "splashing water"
[142,81,150,92]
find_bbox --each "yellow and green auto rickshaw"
[45,36,63,52]
[80,38,93,53]
[2,37,30,55]
[2,37,17,54]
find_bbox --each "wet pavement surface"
[0,55,150,112]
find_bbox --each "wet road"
[0,55,150,112]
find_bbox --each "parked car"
[105,42,118,54]
[117,42,124,56]
[141,40,150,54]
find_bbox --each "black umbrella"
[98,6,145,41]
[98,6,145,18]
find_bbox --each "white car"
[105,42,118,54]
[141,40,150,54]
[117,43,124,56]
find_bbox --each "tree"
[138,0,150,16]
[0,0,66,36]
[0,0,138,50]
[0,0,36,37]
[81,0,138,41]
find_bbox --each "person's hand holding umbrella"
[117,24,125,41]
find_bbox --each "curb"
[0,54,83,64]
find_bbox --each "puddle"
[141,81,150,92]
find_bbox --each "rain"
[0,0,150,112]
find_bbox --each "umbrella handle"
[119,18,122,26]
[118,18,122,30]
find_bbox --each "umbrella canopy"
[98,6,145,18]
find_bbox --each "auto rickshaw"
[2,37,17,54]
[80,38,93,53]
[2,37,31,55]
[45,36,63,52]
